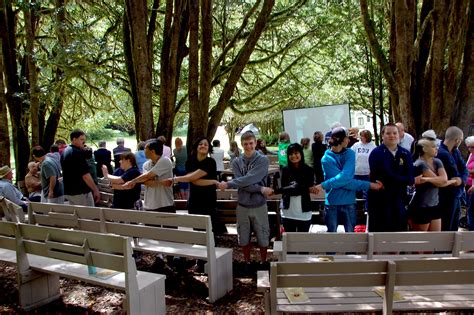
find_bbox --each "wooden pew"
[263,257,474,314]
[28,202,233,303]
[275,231,466,261]
[0,221,165,314]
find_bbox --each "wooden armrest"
[257,270,270,292]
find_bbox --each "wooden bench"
[28,202,233,302]
[262,257,474,314]
[274,231,473,261]
[0,221,165,314]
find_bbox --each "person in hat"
[0,165,27,211]
[313,127,382,232]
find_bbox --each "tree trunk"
[157,0,189,145]
[187,0,213,149]
[0,0,30,183]
[0,39,10,166]
[207,0,275,140]
[360,0,472,138]
[124,0,154,141]
[454,0,474,138]
[24,0,40,146]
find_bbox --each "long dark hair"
[286,143,305,169]
[190,136,213,160]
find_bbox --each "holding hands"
[309,184,323,195]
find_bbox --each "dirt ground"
[0,234,273,314]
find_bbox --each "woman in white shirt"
[351,130,376,207]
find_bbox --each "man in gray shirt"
[219,131,273,270]
[32,146,64,204]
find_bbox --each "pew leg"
[18,270,60,311]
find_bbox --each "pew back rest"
[0,221,17,251]
[28,202,215,258]
[370,231,458,258]
[16,223,131,273]
[394,257,474,286]
[282,232,369,260]
[457,231,474,255]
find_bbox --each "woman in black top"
[169,137,219,229]
[277,143,315,232]
[102,152,141,209]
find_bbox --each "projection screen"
[282,104,351,143]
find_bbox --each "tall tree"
[186,0,212,148]
[156,0,189,145]
[0,40,10,166]
[123,0,158,141]
[0,0,30,184]
[360,0,473,137]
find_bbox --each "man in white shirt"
[124,139,174,212]
[396,122,414,152]
[211,139,225,180]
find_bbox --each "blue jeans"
[324,204,356,232]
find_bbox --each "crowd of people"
[1,122,473,273]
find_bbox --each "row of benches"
[274,230,474,261]
[264,257,474,314]
[0,201,234,312]
[258,231,474,314]
[0,221,165,314]
[27,202,233,303]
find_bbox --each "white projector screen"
[282,104,351,143]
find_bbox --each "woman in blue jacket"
[368,123,414,232]
[314,127,382,232]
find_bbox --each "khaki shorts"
[236,204,270,247]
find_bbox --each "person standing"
[368,123,414,232]
[94,140,113,178]
[300,138,313,168]
[351,130,377,208]
[211,139,225,181]
[32,146,64,204]
[157,136,172,159]
[314,128,382,232]
[277,132,291,169]
[278,143,314,232]
[113,138,131,169]
[169,137,220,230]
[311,131,327,184]
[465,136,474,231]
[218,131,273,269]
[124,139,174,213]
[436,126,468,231]
[396,122,415,152]
[102,152,141,209]
[24,162,42,202]
[135,141,147,172]
[61,129,100,206]
[409,138,451,232]
[228,140,242,163]
[173,137,188,199]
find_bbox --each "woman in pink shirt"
[465,136,474,230]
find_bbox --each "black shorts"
[409,205,441,225]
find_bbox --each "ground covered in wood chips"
[0,234,273,314]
